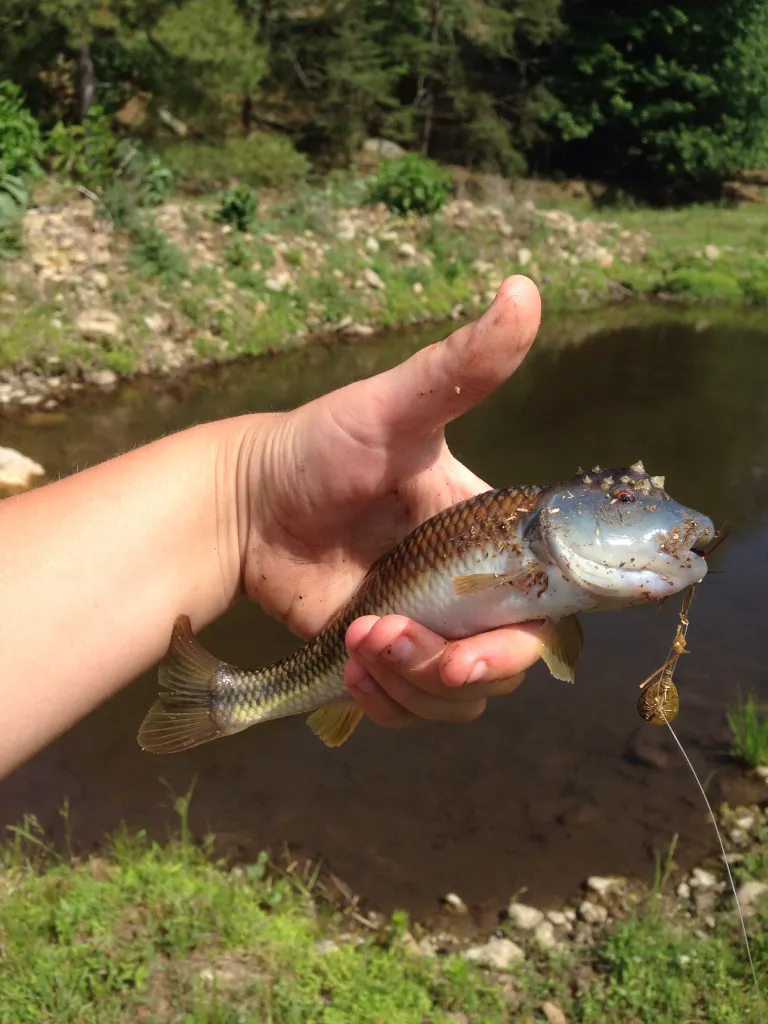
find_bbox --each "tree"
[544,0,768,196]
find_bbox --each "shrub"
[0,166,28,259]
[160,134,310,193]
[727,691,768,768]
[45,106,127,189]
[0,80,43,179]
[366,154,454,216]
[214,185,258,231]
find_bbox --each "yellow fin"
[307,700,364,747]
[452,572,517,596]
[137,615,222,754]
[539,614,584,683]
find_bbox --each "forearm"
[0,414,258,776]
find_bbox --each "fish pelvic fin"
[307,699,364,747]
[137,614,223,754]
[540,614,584,683]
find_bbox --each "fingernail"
[381,634,415,664]
[354,673,377,695]
[466,661,487,684]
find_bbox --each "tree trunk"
[76,43,96,122]
[241,93,253,135]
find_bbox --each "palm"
[243,277,540,638]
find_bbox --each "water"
[2,312,768,926]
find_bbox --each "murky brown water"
[2,311,768,926]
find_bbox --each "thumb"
[340,275,540,441]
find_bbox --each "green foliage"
[45,105,127,189]
[214,184,258,232]
[727,691,768,768]
[367,154,454,215]
[0,166,29,258]
[160,134,310,193]
[0,80,44,179]
[547,0,768,195]
[128,224,190,285]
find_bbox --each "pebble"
[364,236,380,254]
[704,244,720,260]
[690,868,717,889]
[463,937,524,970]
[75,308,122,341]
[735,880,768,916]
[676,882,691,900]
[88,369,118,388]
[398,242,416,258]
[517,247,532,266]
[361,267,385,289]
[587,875,624,898]
[412,281,424,295]
[579,900,608,925]
[546,910,569,927]
[507,902,544,930]
[755,766,768,781]
[442,892,467,913]
[542,1002,567,1024]
[533,920,562,949]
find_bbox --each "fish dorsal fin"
[307,700,364,747]
[539,614,584,683]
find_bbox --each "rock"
[265,272,292,293]
[337,218,356,242]
[533,920,562,949]
[398,242,417,258]
[546,910,569,927]
[75,309,122,341]
[0,447,45,492]
[517,247,532,267]
[677,882,691,900]
[362,137,407,159]
[755,766,768,781]
[442,892,467,913]
[587,875,625,898]
[315,939,339,955]
[690,868,717,889]
[364,236,380,254]
[542,1002,568,1024]
[91,270,109,290]
[735,813,755,831]
[341,321,374,337]
[412,281,424,295]
[463,937,524,970]
[507,902,544,931]
[736,881,768,916]
[88,369,118,388]
[144,312,170,334]
[704,244,720,261]
[361,267,385,290]
[579,900,608,925]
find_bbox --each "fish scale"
[137,465,714,754]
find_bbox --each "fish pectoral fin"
[307,700,364,747]
[137,614,223,754]
[539,614,584,684]
[451,572,521,596]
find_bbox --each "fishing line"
[660,707,763,1013]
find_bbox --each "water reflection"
[2,312,767,921]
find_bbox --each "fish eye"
[614,489,634,503]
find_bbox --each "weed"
[726,691,768,768]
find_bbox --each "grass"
[727,691,768,768]
[0,790,766,1023]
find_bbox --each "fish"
[137,460,715,754]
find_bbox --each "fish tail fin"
[138,615,224,754]
[307,699,364,747]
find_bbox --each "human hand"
[239,275,544,729]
